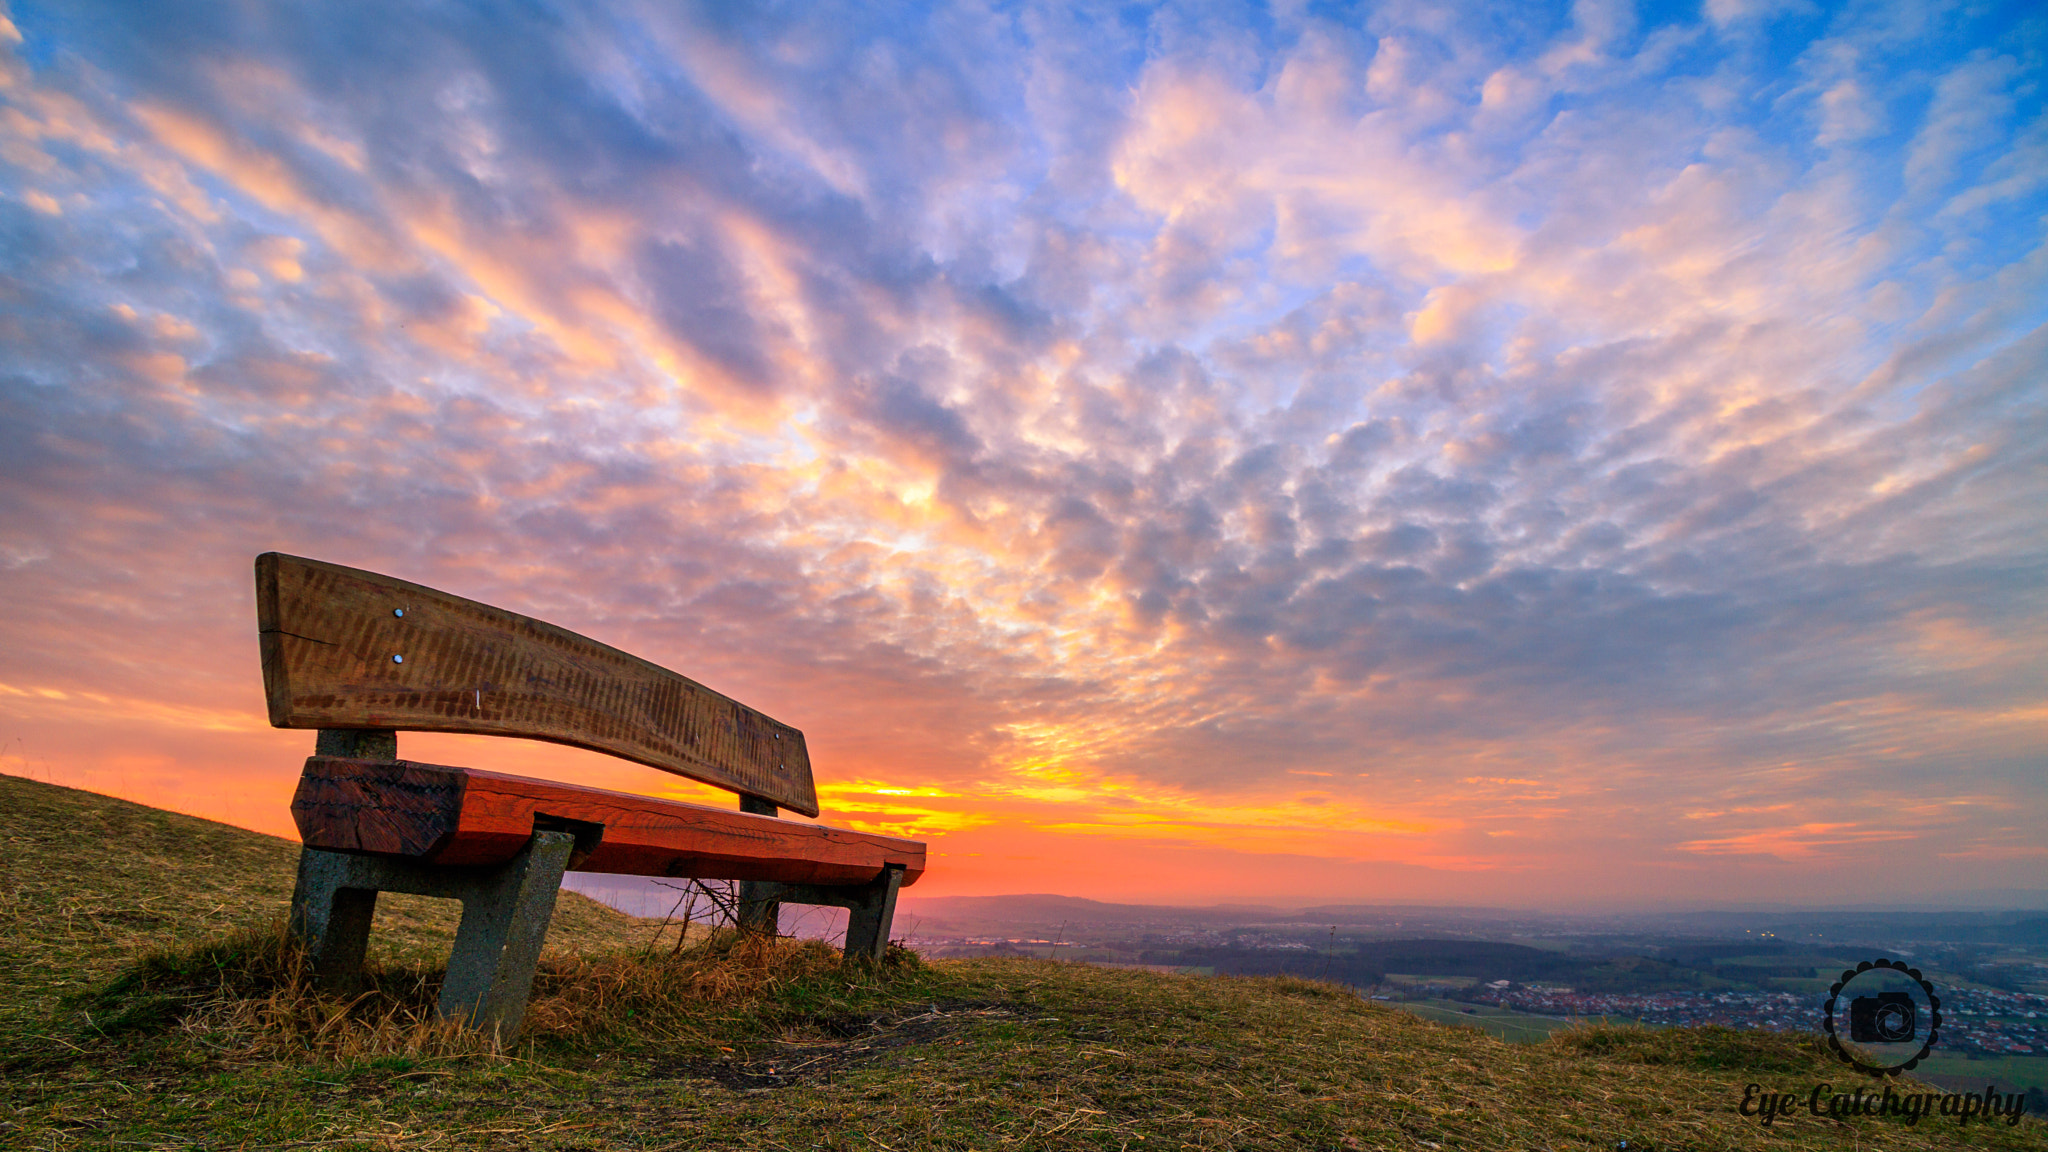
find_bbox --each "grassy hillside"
[1,773,2043,1151]
[0,772,661,1033]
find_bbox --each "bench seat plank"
[293,756,924,888]
[258,553,820,816]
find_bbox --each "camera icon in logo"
[1849,991,1917,1044]
[1823,958,1940,1076]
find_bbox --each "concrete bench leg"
[736,880,782,934]
[841,866,905,962]
[287,831,576,1044]
[735,795,783,936]
[289,849,382,990]
[739,865,905,964]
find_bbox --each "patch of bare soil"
[652,999,1042,1090]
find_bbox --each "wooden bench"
[258,553,926,1042]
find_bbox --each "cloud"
[1905,51,2018,198]
[0,0,2042,906]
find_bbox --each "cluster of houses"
[1945,987,2048,1055]
[1461,983,2047,1055]
[1464,986,1815,1032]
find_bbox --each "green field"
[1387,997,1657,1044]
[1914,1053,2048,1095]
[1381,971,1479,988]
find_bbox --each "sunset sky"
[2,0,2042,909]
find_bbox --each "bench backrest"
[255,553,820,817]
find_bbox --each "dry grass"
[70,917,923,1062]
[82,922,491,1061]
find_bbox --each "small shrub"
[1260,974,1359,1000]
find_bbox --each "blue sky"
[1,0,2042,906]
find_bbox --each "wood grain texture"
[292,756,926,888]
[290,758,466,858]
[257,553,819,816]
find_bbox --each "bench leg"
[289,849,380,991]
[841,865,905,963]
[284,831,576,1044]
[437,832,575,1042]
[735,795,784,936]
[740,866,906,964]
[736,881,782,935]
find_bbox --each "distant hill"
[900,892,1275,928]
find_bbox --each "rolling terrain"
[3,773,2043,1151]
